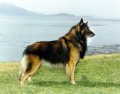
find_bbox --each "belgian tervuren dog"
[19,18,95,85]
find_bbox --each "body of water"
[0,16,120,61]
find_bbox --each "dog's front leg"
[66,62,76,84]
[65,42,79,84]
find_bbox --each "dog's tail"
[18,55,29,81]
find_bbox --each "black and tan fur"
[18,18,95,85]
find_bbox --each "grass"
[0,53,120,94]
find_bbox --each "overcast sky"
[0,0,120,18]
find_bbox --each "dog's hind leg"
[20,55,42,86]
[18,55,29,81]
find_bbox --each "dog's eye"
[85,27,90,31]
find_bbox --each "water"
[0,16,120,61]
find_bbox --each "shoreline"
[87,44,120,55]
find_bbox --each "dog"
[18,18,95,85]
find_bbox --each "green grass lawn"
[0,54,120,94]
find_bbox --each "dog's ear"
[86,21,88,25]
[79,18,83,25]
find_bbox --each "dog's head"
[76,18,95,38]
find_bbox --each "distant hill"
[48,13,76,18]
[0,3,76,18]
[0,3,38,16]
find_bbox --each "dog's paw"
[28,77,32,82]
[70,81,76,85]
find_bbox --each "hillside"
[0,3,37,16]
[0,3,75,18]
[0,53,120,94]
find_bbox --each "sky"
[0,0,120,18]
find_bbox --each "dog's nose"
[93,33,95,36]
[91,33,95,37]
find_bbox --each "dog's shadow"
[76,80,120,88]
[33,80,68,87]
[32,80,120,88]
